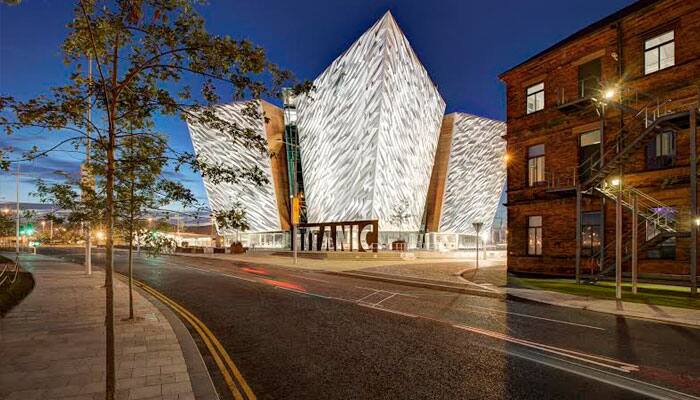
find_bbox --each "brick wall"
[501,0,700,276]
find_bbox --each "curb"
[327,271,506,299]
[504,289,700,329]
[132,282,221,400]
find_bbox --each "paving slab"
[0,253,216,400]
[505,287,700,327]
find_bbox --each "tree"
[0,212,14,242]
[115,131,195,320]
[389,198,412,247]
[1,2,309,399]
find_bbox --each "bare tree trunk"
[104,32,120,400]
[105,128,116,400]
[128,130,136,320]
[128,231,134,320]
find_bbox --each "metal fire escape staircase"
[576,91,693,279]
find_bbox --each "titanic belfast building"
[187,12,506,251]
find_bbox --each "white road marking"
[460,304,606,331]
[496,345,699,400]
[169,263,259,283]
[396,291,605,331]
[357,303,418,318]
[274,286,308,296]
[287,274,330,283]
[356,290,385,303]
[452,323,637,373]
[373,293,398,306]
[356,286,419,298]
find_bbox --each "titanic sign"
[296,220,379,253]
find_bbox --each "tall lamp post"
[472,222,483,270]
[15,162,21,258]
[277,138,301,263]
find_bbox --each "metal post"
[690,108,697,296]
[473,222,483,270]
[599,106,606,276]
[575,186,582,284]
[293,224,297,265]
[475,234,479,270]
[600,197,606,276]
[616,179,623,300]
[632,194,638,294]
[15,162,20,256]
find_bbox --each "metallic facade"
[296,11,446,232]
[186,100,282,235]
[438,113,507,235]
[188,12,507,246]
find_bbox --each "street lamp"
[276,138,302,260]
[604,87,617,100]
[472,222,483,270]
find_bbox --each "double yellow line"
[116,273,256,400]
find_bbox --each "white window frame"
[655,131,675,158]
[526,82,545,114]
[644,30,675,75]
[527,215,542,256]
[527,144,545,186]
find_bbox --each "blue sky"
[0,0,633,208]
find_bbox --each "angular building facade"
[187,100,290,238]
[424,113,507,249]
[296,12,445,233]
[187,12,506,250]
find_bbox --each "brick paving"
[0,254,196,400]
[358,258,506,285]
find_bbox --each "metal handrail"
[596,183,677,232]
[0,259,19,287]
[545,168,577,190]
[577,84,677,182]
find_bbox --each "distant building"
[499,0,700,280]
[188,12,506,251]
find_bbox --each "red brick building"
[499,0,700,288]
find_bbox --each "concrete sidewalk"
[505,287,700,327]
[0,253,215,400]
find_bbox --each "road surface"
[34,248,700,400]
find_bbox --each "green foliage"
[509,277,700,310]
[389,198,412,230]
[0,212,14,236]
[0,3,310,396]
[213,203,248,232]
[2,0,310,244]
[143,230,176,256]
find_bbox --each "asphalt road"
[36,248,700,400]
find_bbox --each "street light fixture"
[604,87,617,100]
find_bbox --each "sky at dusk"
[0,0,634,209]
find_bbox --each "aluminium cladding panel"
[186,100,282,235]
[439,113,506,235]
[296,11,445,232]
